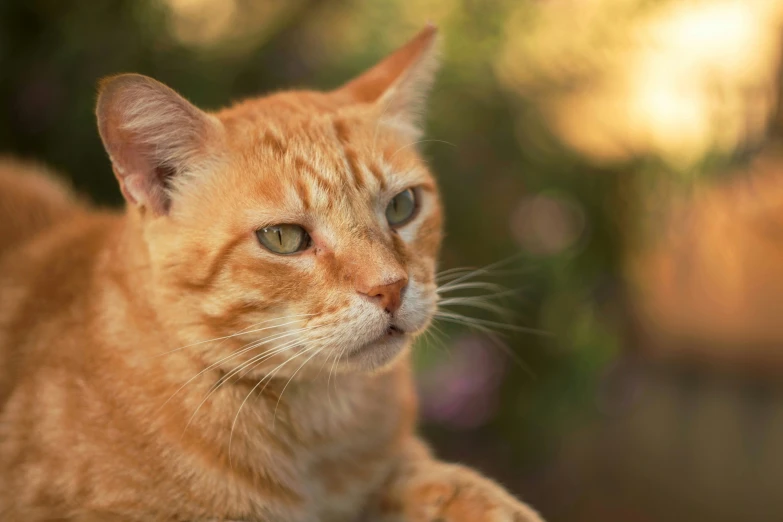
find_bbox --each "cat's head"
[96,26,443,374]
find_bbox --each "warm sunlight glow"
[497,0,783,168]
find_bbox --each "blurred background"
[3,0,783,520]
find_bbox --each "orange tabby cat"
[0,26,542,522]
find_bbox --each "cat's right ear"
[96,74,223,216]
[335,24,440,139]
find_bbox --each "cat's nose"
[360,276,408,314]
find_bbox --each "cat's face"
[98,27,442,374]
[156,98,442,374]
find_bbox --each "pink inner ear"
[118,164,175,214]
[96,74,217,216]
[98,108,160,211]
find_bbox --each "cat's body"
[0,27,542,522]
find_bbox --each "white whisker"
[228,340,325,466]
[436,266,477,278]
[437,281,509,294]
[273,345,325,426]
[438,297,514,319]
[153,314,314,357]
[434,311,548,336]
[330,339,353,400]
[327,339,342,407]
[435,254,526,291]
[436,265,533,283]
[483,331,537,379]
[181,329,323,437]
[181,341,298,435]
[418,326,448,357]
[159,325,319,414]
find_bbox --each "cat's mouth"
[340,323,408,367]
[385,324,405,337]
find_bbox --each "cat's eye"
[386,188,417,227]
[256,224,310,255]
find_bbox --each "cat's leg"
[369,438,544,522]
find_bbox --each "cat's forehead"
[218,90,348,127]
[211,103,434,232]
[218,102,432,215]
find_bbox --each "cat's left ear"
[96,74,223,216]
[334,24,440,137]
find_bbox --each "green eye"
[256,224,310,255]
[386,188,417,227]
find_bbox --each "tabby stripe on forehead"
[294,157,333,195]
[368,163,387,190]
[333,118,351,144]
[295,177,312,210]
[344,149,366,188]
[332,119,366,189]
[262,129,287,157]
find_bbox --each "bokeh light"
[497,0,783,168]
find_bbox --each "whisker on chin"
[182,335,309,430]
[223,328,326,387]
[327,340,344,407]
[272,344,326,426]
[158,325,319,414]
[179,325,331,438]
[330,338,355,400]
[228,339,327,467]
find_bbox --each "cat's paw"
[400,463,543,522]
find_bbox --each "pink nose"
[360,277,408,314]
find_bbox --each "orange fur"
[0,26,543,522]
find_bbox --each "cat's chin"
[339,328,410,371]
